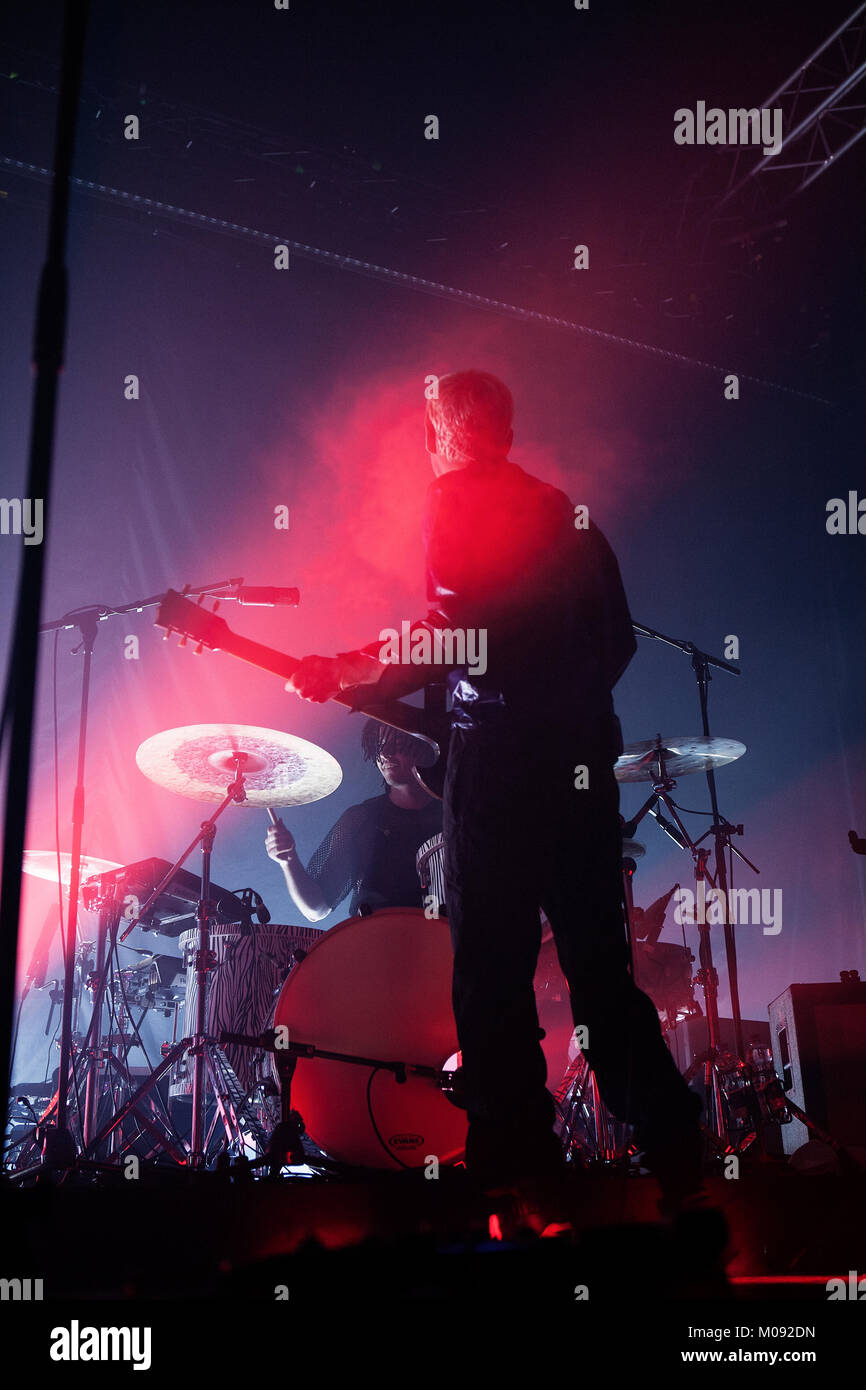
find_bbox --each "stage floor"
[5,1162,865,1304]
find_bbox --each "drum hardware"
[79,885,186,1164]
[554,1054,633,1168]
[621,748,736,1146]
[10,866,184,1172]
[85,753,257,1167]
[220,1023,450,1175]
[553,853,697,1170]
[11,582,300,1177]
[631,628,756,1114]
[14,848,123,1177]
[79,726,343,1171]
[618,726,761,1153]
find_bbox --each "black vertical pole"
[0,2,90,1129]
[693,652,746,1064]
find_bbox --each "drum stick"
[266,807,280,826]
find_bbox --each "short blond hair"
[426,370,513,465]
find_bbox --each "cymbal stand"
[18,575,254,1171]
[554,1055,632,1167]
[88,757,254,1168]
[687,647,759,1067]
[622,744,729,1146]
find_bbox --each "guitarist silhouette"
[286,370,704,1206]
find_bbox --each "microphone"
[24,907,61,993]
[223,586,300,607]
[649,806,690,851]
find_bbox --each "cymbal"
[622,839,645,859]
[22,851,123,886]
[135,723,342,807]
[615,735,746,784]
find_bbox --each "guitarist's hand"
[287,651,382,702]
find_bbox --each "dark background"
[1,0,864,1082]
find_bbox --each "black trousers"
[442,718,699,1175]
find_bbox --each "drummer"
[265,720,442,920]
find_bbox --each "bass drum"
[270,906,576,1170]
[271,907,466,1169]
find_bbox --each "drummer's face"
[377,747,415,787]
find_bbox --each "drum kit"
[12,702,761,1178]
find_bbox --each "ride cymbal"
[135,723,342,806]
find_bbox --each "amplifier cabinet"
[768,981,866,1155]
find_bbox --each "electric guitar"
[154,588,450,798]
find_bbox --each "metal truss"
[704,3,866,247]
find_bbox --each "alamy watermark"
[378,621,487,676]
[826,491,865,535]
[0,1276,43,1300]
[674,102,782,158]
[674,882,782,936]
[49,1321,151,1370]
[0,498,43,545]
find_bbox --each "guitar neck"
[218,630,438,747]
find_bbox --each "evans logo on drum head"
[388,1133,425,1149]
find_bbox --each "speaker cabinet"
[768,981,866,1155]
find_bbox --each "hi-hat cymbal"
[615,735,746,784]
[135,723,342,807]
[135,722,341,811]
[22,851,123,886]
[622,839,645,859]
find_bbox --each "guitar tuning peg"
[194,641,204,655]
[196,594,205,607]
[181,583,191,596]
[212,600,220,614]
[178,634,188,647]
[162,627,172,641]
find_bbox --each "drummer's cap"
[361,720,437,768]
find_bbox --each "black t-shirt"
[305,794,443,916]
[366,461,636,749]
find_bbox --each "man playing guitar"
[285,370,703,1204]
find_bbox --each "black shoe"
[643,1124,705,1210]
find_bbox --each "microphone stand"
[24,577,258,1174]
[632,623,764,1149]
[0,0,89,1159]
[632,622,755,1060]
[622,745,727,1142]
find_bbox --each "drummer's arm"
[265,820,330,921]
[277,852,330,923]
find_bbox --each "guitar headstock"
[156,588,230,654]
